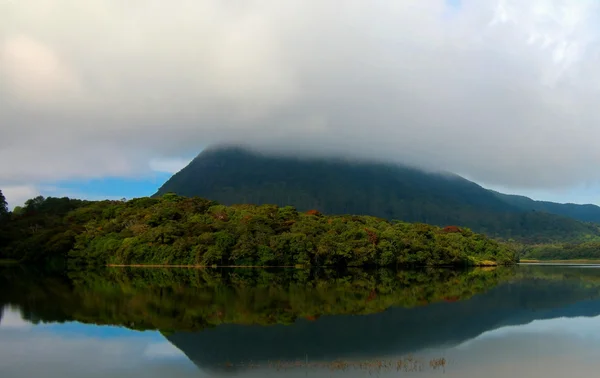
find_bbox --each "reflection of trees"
[2,265,600,333]
[4,265,600,374]
[167,267,600,372]
[0,266,514,331]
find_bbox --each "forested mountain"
[155,146,600,243]
[490,190,600,223]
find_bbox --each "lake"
[1,265,600,377]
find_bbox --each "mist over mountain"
[5,1,600,196]
[155,146,600,243]
[489,190,600,223]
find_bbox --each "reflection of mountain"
[166,277,600,373]
[4,265,600,375]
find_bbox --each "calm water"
[2,265,600,377]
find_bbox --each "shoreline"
[106,263,506,269]
[519,259,600,265]
[107,264,301,269]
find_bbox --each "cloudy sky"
[2,0,600,208]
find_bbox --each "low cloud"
[2,0,600,197]
[1,185,39,210]
[149,158,194,174]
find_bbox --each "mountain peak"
[155,145,600,243]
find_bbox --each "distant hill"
[489,190,600,223]
[155,146,600,243]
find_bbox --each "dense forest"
[490,190,600,223]
[0,192,518,267]
[155,146,600,244]
[522,241,600,261]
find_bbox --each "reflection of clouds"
[0,306,32,330]
[0,312,201,378]
[436,329,600,378]
[202,317,600,378]
[144,341,187,358]
[457,314,600,349]
[3,305,600,378]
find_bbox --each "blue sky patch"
[41,174,173,201]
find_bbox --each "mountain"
[155,146,600,243]
[490,190,600,223]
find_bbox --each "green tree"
[25,196,45,211]
[0,193,519,267]
[0,190,8,218]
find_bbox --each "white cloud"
[1,0,600,194]
[1,185,39,209]
[1,35,83,106]
[149,158,193,174]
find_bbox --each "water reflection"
[2,265,600,377]
[0,307,202,378]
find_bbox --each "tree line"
[0,191,518,267]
